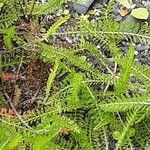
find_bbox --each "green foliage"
[1,0,150,149]
[115,44,134,96]
[0,124,22,150]
[1,26,16,49]
[42,15,70,41]
[44,59,59,102]
[31,0,81,16]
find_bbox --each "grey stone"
[113,3,120,15]
[134,1,144,8]
[72,0,94,14]
[130,77,137,83]
[146,15,150,24]
[93,3,102,9]
[134,51,138,55]
[135,45,150,51]
[98,0,109,5]
[140,58,149,64]
[120,46,128,53]
[123,14,139,24]
[144,1,150,10]
[113,14,122,21]
[135,54,142,59]
[102,0,109,5]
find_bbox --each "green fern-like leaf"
[32,0,81,15]
[1,26,16,49]
[115,44,134,96]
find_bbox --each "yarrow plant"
[0,0,150,149]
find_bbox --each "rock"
[134,51,138,55]
[94,9,101,16]
[113,3,120,15]
[123,14,139,24]
[135,54,142,60]
[66,37,73,43]
[93,0,109,6]
[113,14,122,21]
[130,77,137,83]
[146,14,150,24]
[135,45,150,52]
[96,45,101,49]
[143,1,150,10]
[102,0,109,5]
[120,46,128,53]
[63,9,70,15]
[93,3,102,9]
[134,1,144,8]
[140,58,150,64]
[72,0,94,14]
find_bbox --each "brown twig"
[5,93,37,133]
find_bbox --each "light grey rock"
[102,0,109,5]
[144,1,150,10]
[95,10,100,16]
[135,45,150,52]
[134,51,138,55]
[134,1,144,8]
[130,77,137,83]
[135,54,142,60]
[114,15,122,21]
[146,15,150,24]
[93,3,102,9]
[72,0,94,14]
[113,3,120,15]
[140,58,149,64]
[120,46,128,53]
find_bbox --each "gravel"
[32,0,150,77]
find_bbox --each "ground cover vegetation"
[0,0,150,149]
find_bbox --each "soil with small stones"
[0,59,53,112]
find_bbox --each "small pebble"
[134,51,138,55]
[56,12,61,16]
[96,45,101,49]
[40,27,46,33]
[95,11,100,16]
[64,9,70,15]
[66,37,72,43]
